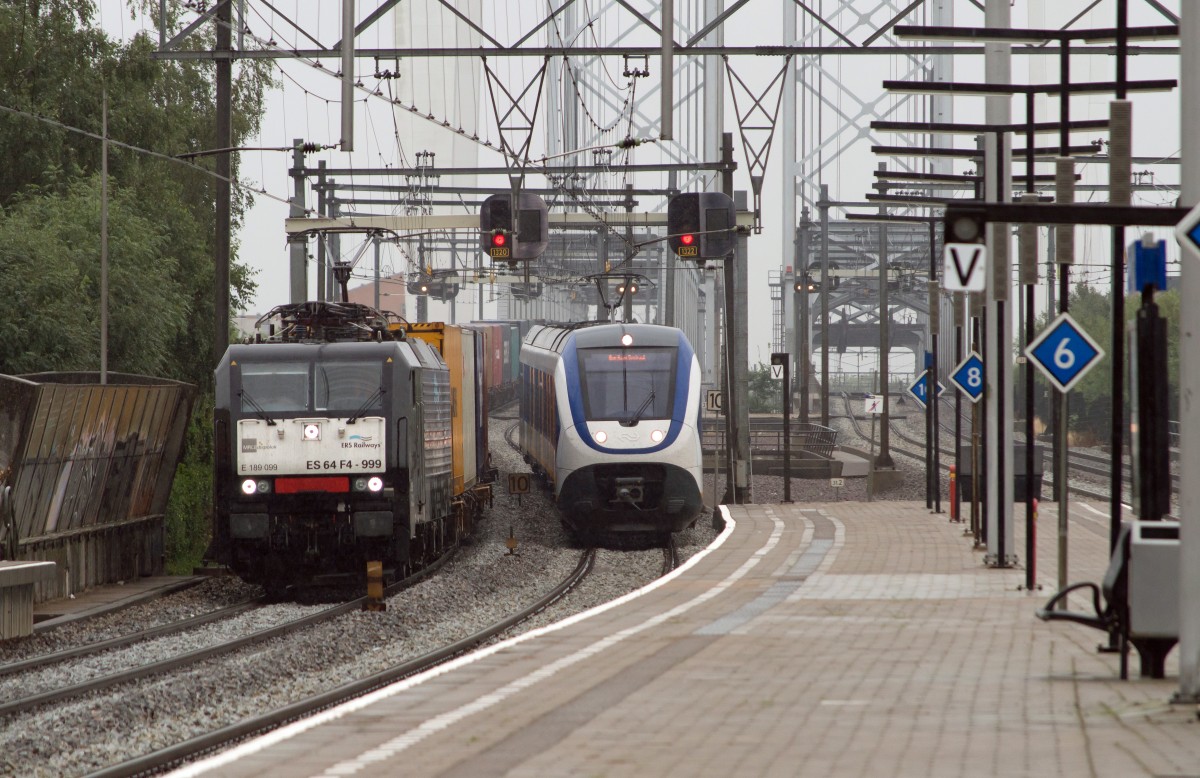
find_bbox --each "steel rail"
[0,551,455,719]
[85,548,597,778]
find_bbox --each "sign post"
[949,351,986,404]
[942,243,988,292]
[771,353,792,503]
[906,372,945,410]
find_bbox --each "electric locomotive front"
[213,336,452,591]
[522,323,704,536]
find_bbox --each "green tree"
[0,2,274,571]
[0,1,272,386]
[748,363,783,413]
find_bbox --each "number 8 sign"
[1025,312,1105,393]
[949,351,986,403]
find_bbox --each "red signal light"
[492,232,507,247]
[680,234,695,246]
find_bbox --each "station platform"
[173,501,1200,778]
[32,575,199,631]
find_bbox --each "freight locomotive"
[211,302,492,595]
[519,322,704,538]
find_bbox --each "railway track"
[86,548,597,778]
[0,552,456,720]
[837,393,1118,502]
[0,597,263,679]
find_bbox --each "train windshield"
[315,361,383,412]
[237,360,383,414]
[577,347,676,422]
[240,362,309,412]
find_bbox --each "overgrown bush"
[164,394,214,574]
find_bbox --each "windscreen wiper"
[238,390,277,426]
[347,387,384,424]
[621,388,656,427]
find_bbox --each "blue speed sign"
[907,372,945,410]
[1025,312,1105,393]
[949,351,985,403]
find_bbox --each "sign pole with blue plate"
[1024,312,1105,393]
[949,351,985,404]
[906,371,946,411]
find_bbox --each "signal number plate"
[677,246,699,257]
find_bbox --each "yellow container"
[403,323,478,495]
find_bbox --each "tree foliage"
[748,363,783,413]
[0,2,275,571]
[0,0,273,388]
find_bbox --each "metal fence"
[703,419,839,460]
[0,373,195,601]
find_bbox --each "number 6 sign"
[1025,312,1105,393]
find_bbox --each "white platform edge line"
[169,508,742,778]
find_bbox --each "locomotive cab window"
[577,347,676,423]
[315,361,384,412]
[239,362,309,412]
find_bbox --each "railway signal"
[480,192,549,260]
[667,192,737,259]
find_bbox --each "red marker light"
[680,234,695,246]
[492,232,507,247]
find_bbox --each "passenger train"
[211,302,495,595]
[519,322,704,537]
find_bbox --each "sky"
[98,0,1185,373]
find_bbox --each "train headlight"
[593,430,608,444]
[241,478,258,495]
[621,334,633,346]
[256,480,271,494]
[354,477,369,492]
[303,423,321,441]
[650,429,665,443]
[367,476,384,493]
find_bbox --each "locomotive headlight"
[593,430,608,444]
[621,333,633,346]
[354,477,369,492]
[650,429,665,443]
[303,423,321,441]
[241,478,258,495]
[367,476,384,493]
[256,480,271,494]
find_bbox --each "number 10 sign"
[1025,312,1105,393]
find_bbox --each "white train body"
[519,323,704,535]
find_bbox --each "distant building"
[346,273,408,318]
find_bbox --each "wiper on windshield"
[620,388,656,427]
[346,387,384,424]
[238,390,277,426]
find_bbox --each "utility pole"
[984,0,1015,567]
[1176,1,1200,705]
[797,210,811,426]
[819,184,831,426]
[289,140,308,303]
[213,0,232,365]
